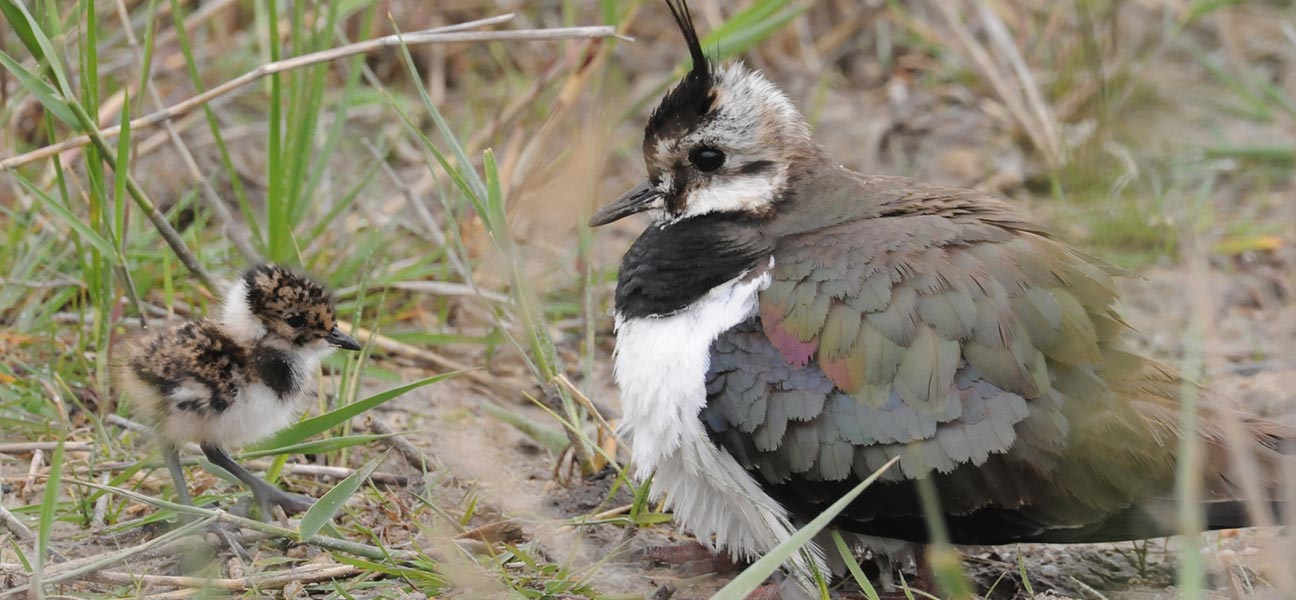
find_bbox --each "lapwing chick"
[592,0,1291,590]
[120,264,362,518]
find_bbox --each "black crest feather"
[646,0,716,151]
[665,0,707,79]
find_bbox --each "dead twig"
[22,449,42,504]
[0,504,34,542]
[0,442,94,454]
[560,503,633,532]
[106,413,153,435]
[137,591,197,600]
[91,472,110,530]
[972,0,1065,166]
[64,101,215,290]
[365,414,439,478]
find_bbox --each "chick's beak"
[589,179,663,227]
[325,327,362,351]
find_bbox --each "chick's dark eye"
[286,314,306,328]
[689,146,725,172]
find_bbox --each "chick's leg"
[200,443,315,518]
[160,440,194,508]
[161,440,252,558]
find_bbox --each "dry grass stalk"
[22,449,42,504]
[57,477,490,565]
[337,318,526,395]
[70,563,363,591]
[110,0,262,264]
[0,442,94,454]
[552,373,624,455]
[932,0,1065,168]
[0,17,620,173]
[0,517,214,598]
[74,457,410,486]
[972,0,1065,165]
[0,504,34,542]
[366,414,442,478]
[1186,245,1296,595]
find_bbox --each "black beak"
[325,327,362,351]
[589,179,663,227]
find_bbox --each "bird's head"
[221,264,361,356]
[590,0,816,228]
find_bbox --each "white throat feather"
[611,256,824,581]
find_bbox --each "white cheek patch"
[220,279,265,345]
[679,172,784,220]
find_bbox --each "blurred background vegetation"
[1,0,1293,598]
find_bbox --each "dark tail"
[1032,499,1286,544]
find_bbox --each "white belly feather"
[160,382,304,447]
[159,355,321,448]
[612,258,825,580]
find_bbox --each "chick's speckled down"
[121,320,250,422]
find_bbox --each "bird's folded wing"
[127,320,246,416]
[703,204,1287,541]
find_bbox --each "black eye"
[286,314,306,328]
[689,146,725,172]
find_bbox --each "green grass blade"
[264,0,290,263]
[712,456,899,600]
[390,20,487,203]
[298,452,386,540]
[0,0,42,59]
[12,172,118,257]
[32,437,65,599]
[707,2,807,60]
[113,90,131,245]
[166,0,262,249]
[239,433,398,460]
[1017,552,1036,597]
[0,0,73,95]
[248,372,458,451]
[831,530,880,600]
[480,400,570,455]
[0,49,78,126]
